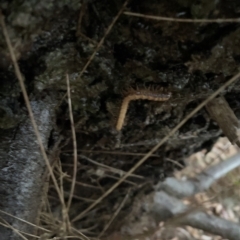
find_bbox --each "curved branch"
[152,191,240,240]
[157,153,240,198]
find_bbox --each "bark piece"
[0,94,57,240]
[206,96,240,147]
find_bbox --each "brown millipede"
[116,86,172,131]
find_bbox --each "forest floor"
[39,137,240,240]
[1,1,240,239]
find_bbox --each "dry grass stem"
[64,191,95,202]
[78,0,129,77]
[78,32,99,45]
[98,189,130,238]
[79,154,145,179]
[56,160,70,232]
[64,149,160,157]
[64,177,101,190]
[0,210,50,233]
[76,1,86,37]
[70,227,92,240]
[124,11,240,23]
[47,236,89,240]
[165,158,185,169]
[0,218,29,240]
[71,224,98,234]
[41,198,55,229]
[67,194,96,203]
[104,174,137,186]
[72,72,240,222]
[66,74,78,212]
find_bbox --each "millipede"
[115,86,172,131]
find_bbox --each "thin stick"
[98,189,130,238]
[66,74,78,211]
[76,1,86,37]
[165,158,185,169]
[79,154,145,179]
[67,194,95,203]
[78,0,129,77]
[124,11,240,23]
[0,210,50,233]
[64,177,101,190]
[104,174,137,186]
[78,32,98,45]
[57,160,69,232]
[0,218,28,240]
[71,226,92,240]
[0,11,67,212]
[63,149,160,157]
[72,72,240,222]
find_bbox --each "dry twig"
[76,1,86,37]
[0,218,28,240]
[78,0,129,77]
[78,154,145,179]
[124,11,240,23]
[0,210,50,233]
[66,74,78,212]
[98,189,130,238]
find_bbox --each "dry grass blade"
[56,160,70,232]
[0,218,29,240]
[64,177,101,190]
[69,149,160,157]
[165,158,185,169]
[71,227,93,240]
[72,72,240,222]
[78,0,129,77]
[66,194,95,203]
[66,74,78,212]
[104,174,137,186]
[0,209,50,233]
[98,189,130,238]
[76,1,86,37]
[79,154,145,179]
[124,11,240,23]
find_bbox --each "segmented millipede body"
[116,86,172,131]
